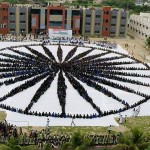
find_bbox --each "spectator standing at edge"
[108,125,112,134]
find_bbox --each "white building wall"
[128,13,150,40]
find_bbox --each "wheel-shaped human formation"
[0,43,150,119]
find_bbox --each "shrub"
[129,145,139,150]
[44,143,51,150]
[138,143,150,150]
[111,144,129,150]
[61,143,73,150]
[22,145,38,150]
[75,144,87,150]
[6,137,20,149]
[145,146,150,150]
[0,144,12,150]
[13,145,22,150]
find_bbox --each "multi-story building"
[65,8,80,34]
[47,6,65,31]
[8,5,31,35]
[135,0,143,6]
[82,7,128,37]
[31,7,46,34]
[128,13,150,39]
[0,3,128,38]
[0,3,9,35]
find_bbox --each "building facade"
[128,13,150,39]
[0,3,128,38]
[8,5,31,35]
[31,7,46,34]
[82,7,128,37]
[0,3,9,35]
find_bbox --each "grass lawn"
[120,116,150,136]
[0,111,7,122]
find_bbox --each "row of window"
[10,12,26,15]
[85,23,101,26]
[129,27,149,37]
[85,30,125,35]
[10,29,25,32]
[10,20,25,23]
[85,23,125,27]
[130,20,149,29]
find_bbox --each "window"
[95,23,100,26]
[49,21,62,27]
[146,26,148,29]
[96,15,100,18]
[95,31,99,33]
[65,20,67,24]
[112,16,117,19]
[121,17,126,19]
[20,21,25,23]
[103,19,109,23]
[143,25,145,28]
[2,8,8,11]
[104,11,109,14]
[120,32,125,34]
[20,13,25,15]
[85,30,90,33]
[2,16,7,20]
[103,27,107,31]
[50,10,63,15]
[20,29,25,32]
[10,29,15,31]
[86,23,90,25]
[0,24,7,28]
[72,10,80,16]
[10,20,15,23]
[111,24,116,26]
[86,15,91,17]
[121,24,125,27]
[110,32,115,34]
[10,12,15,15]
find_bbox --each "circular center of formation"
[0,43,149,119]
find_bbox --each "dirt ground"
[89,36,150,63]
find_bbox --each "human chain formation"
[0,43,149,119]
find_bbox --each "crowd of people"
[95,41,117,49]
[0,121,121,148]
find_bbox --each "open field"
[1,111,149,136]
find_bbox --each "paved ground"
[90,36,150,63]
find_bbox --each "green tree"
[61,131,93,150]
[118,127,150,150]
[145,37,150,51]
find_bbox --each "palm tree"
[145,37,150,51]
[61,131,93,150]
[118,127,150,150]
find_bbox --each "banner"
[48,29,72,38]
